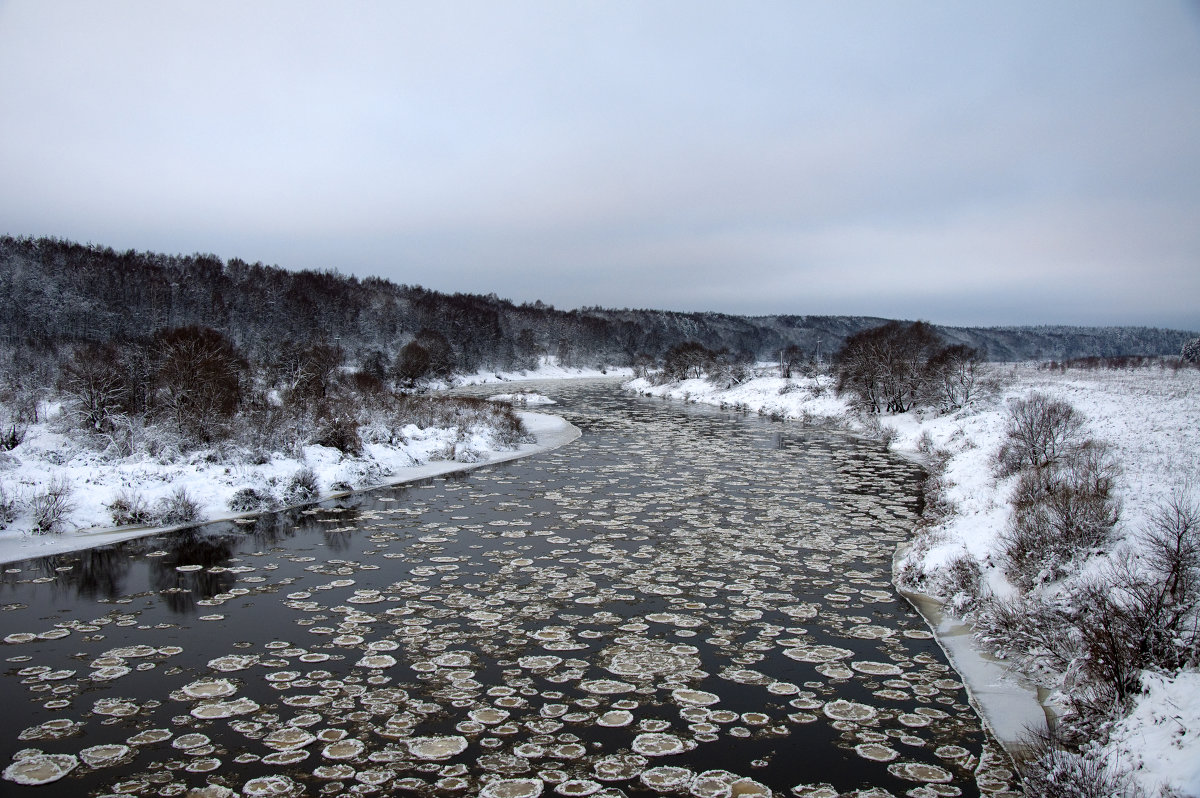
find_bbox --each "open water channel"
[0,380,1017,797]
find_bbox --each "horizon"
[2,2,1198,330]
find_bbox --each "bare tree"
[995,392,1088,479]
[922,343,982,411]
[834,321,943,413]
[394,341,432,387]
[58,344,129,433]
[153,326,245,443]
[661,341,720,381]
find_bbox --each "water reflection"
[0,381,1016,797]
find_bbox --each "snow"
[1107,670,1200,797]
[0,410,579,566]
[488,392,557,406]
[625,373,852,422]
[626,363,1200,794]
[445,360,633,387]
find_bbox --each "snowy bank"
[448,362,632,387]
[0,410,579,566]
[626,364,1200,795]
[625,373,852,424]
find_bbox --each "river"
[0,380,1016,797]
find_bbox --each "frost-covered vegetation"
[628,334,1200,796]
[3,235,1194,376]
[0,329,529,544]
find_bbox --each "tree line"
[2,235,1195,382]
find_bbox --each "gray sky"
[2,1,1199,329]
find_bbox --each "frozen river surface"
[0,381,1017,797]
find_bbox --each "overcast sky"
[2,1,1198,329]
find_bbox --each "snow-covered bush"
[1181,336,1200,364]
[313,414,363,456]
[1070,495,1200,706]
[227,487,277,513]
[155,487,202,525]
[935,554,985,615]
[284,467,320,505]
[1016,726,1145,798]
[996,395,1121,589]
[994,392,1088,479]
[107,490,154,526]
[0,483,16,529]
[29,477,73,534]
[975,594,1073,676]
[1003,444,1121,589]
[0,409,26,450]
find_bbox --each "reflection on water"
[0,381,1017,796]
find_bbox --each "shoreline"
[892,545,1050,763]
[0,410,581,566]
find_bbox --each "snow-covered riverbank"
[448,363,633,387]
[629,364,1200,795]
[0,410,579,566]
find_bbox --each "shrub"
[0,410,26,450]
[974,594,1074,674]
[1068,495,1200,706]
[58,343,130,434]
[314,414,362,456]
[1015,725,1144,798]
[0,483,16,529]
[284,467,320,505]
[660,341,721,381]
[1180,336,1200,364]
[227,487,277,513]
[995,393,1087,479]
[1003,442,1121,589]
[1138,492,1200,608]
[936,554,985,614]
[29,477,74,534]
[107,490,155,526]
[156,487,202,526]
[921,343,983,412]
[153,326,246,445]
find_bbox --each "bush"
[0,409,26,450]
[936,554,985,614]
[1181,336,1200,364]
[1003,442,1121,589]
[284,467,320,505]
[1069,495,1200,706]
[921,343,983,412]
[227,487,277,513]
[660,341,721,381]
[29,477,74,534]
[156,487,202,525]
[314,414,362,456]
[1016,725,1144,798]
[995,393,1087,479]
[0,483,17,529]
[107,490,155,526]
[1138,492,1200,608]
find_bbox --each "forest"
[2,235,1195,381]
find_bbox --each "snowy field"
[629,364,1200,796]
[0,410,579,566]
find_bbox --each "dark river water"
[0,381,1016,797]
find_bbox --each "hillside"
[2,235,1194,370]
